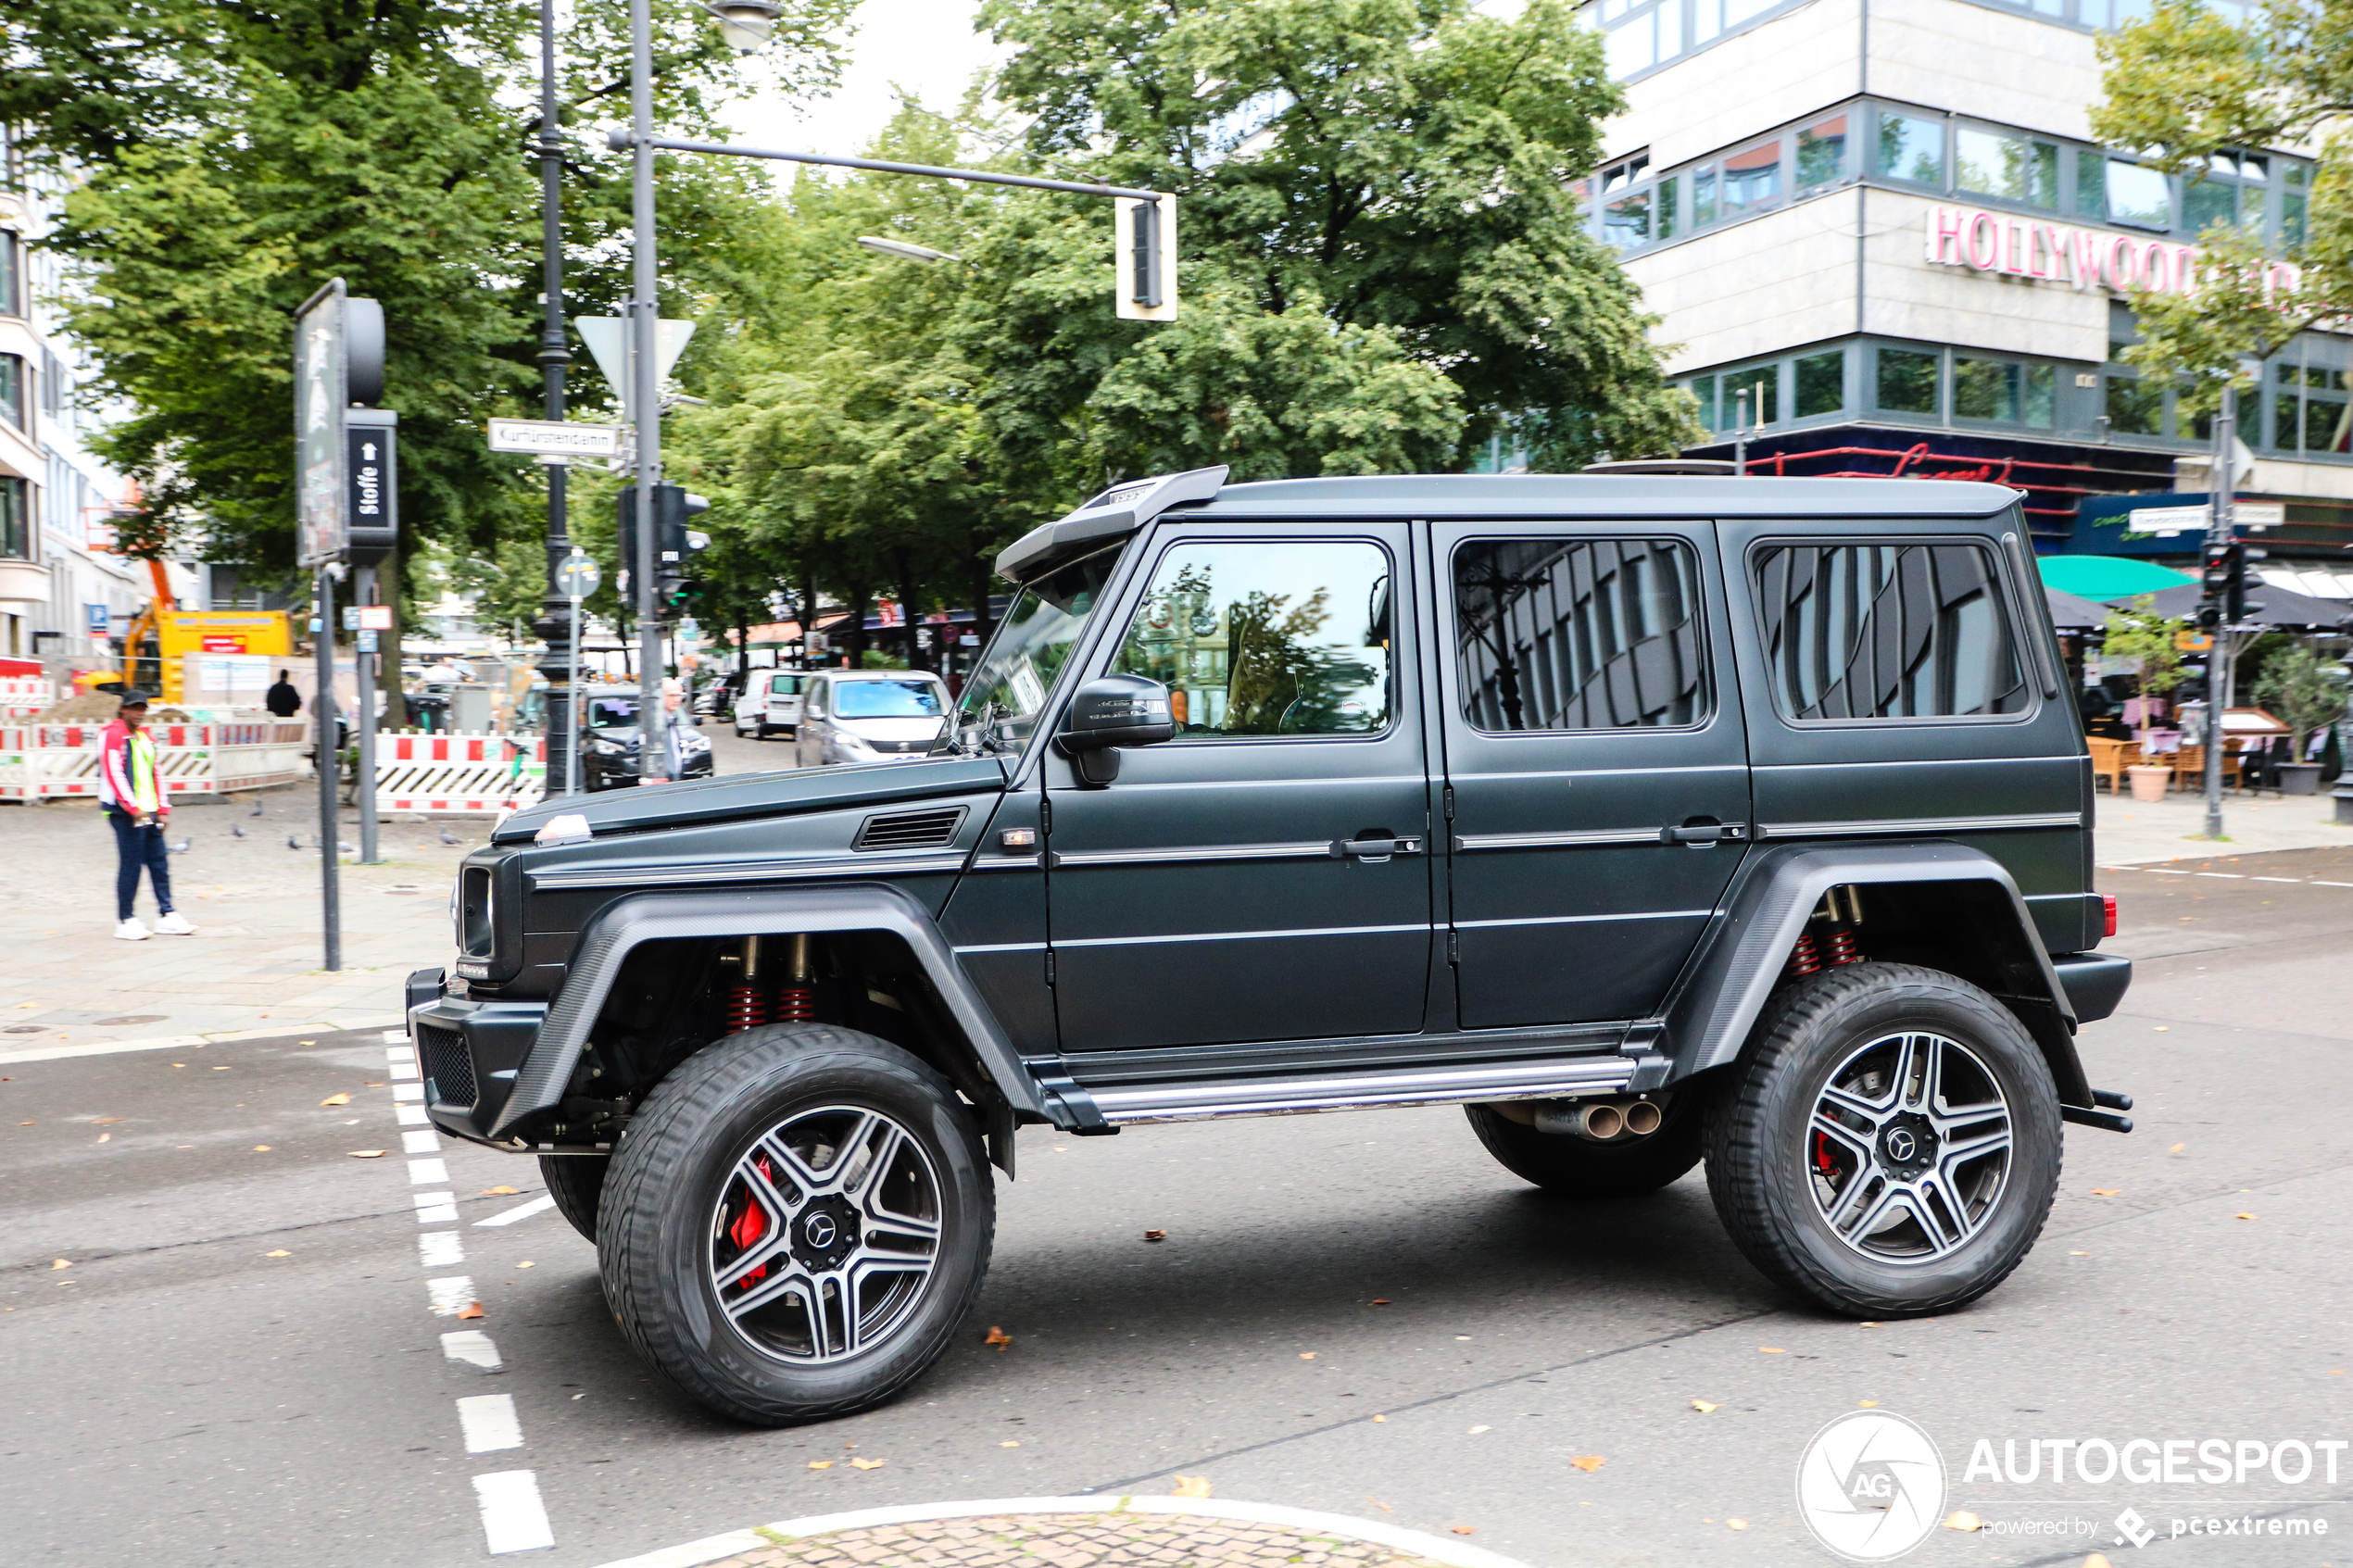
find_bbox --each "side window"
[1754,542,2028,721]
[1453,538,1708,732]
[1113,540,1392,737]
[804,681,827,717]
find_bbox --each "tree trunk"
[893,549,923,671]
[844,583,870,667]
[378,538,409,730]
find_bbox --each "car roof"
[1196,474,2021,520]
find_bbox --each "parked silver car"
[792,670,950,766]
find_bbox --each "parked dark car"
[410,468,2132,1427]
[575,694,714,793]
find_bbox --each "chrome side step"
[1086,1055,1642,1125]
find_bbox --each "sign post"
[555,552,600,797]
[295,282,350,972]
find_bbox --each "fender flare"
[1655,842,2094,1107]
[489,883,1052,1138]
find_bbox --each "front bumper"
[407,980,548,1146]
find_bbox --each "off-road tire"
[1704,961,2061,1318]
[1465,1092,1706,1198]
[597,1022,994,1425]
[539,1154,608,1242]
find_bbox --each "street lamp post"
[2200,380,2238,842]
[532,0,577,796]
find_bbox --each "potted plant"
[2101,598,2188,801]
[2252,643,2349,797]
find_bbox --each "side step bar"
[1084,1056,1643,1125]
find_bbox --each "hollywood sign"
[1923,206,2298,295]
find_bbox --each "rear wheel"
[539,1154,608,1242]
[1466,1092,1705,1198]
[598,1022,994,1425]
[1704,962,2061,1318]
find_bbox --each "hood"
[494,753,1006,844]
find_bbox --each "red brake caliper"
[1814,1130,1839,1176]
[729,1155,774,1289]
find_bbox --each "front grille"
[854,805,967,850]
[418,1022,479,1110]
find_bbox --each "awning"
[2034,555,2197,600]
[2044,586,2113,630]
[2141,581,2353,629]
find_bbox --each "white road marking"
[2253,876,2303,884]
[2195,872,2245,879]
[393,1083,424,1101]
[426,1275,478,1315]
[416,1190,459,1225]
[475,1194,557,1228]
[396,1104,432,1126]
[388,1062,420,1081]
[2315,881,2353,888]
[459,1393,525,1453]
[2145,868,2192,874]
[421,1232,465,1269]
[403,1129,442,1155]
[409,1158,451,1185]
[386,1044,417,1061]
[473,1470,555,1554]
[442,1329,503,1371]
[415,1190,456,1210]
[383,1030,409,1044]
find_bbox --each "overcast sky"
[724,0,1009,161]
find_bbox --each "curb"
[0,1016,406,1067]
[584,1495,1536,1568]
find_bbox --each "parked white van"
[731,670,805,740]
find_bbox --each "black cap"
[118,689,152,709]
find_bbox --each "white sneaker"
[115,918,152,941]
[154,911,196,935]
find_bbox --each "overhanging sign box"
[294,282,349,567]
[487,419,625,458]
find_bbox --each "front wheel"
[598,1022,995,1425]
[1704,961,2061,1318]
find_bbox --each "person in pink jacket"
[99,691,195,940]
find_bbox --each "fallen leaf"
[252,1145,271,1152]
[1468,1424,1491,1434]
[1858,1399,1881,1408]
[91,1118,123,1124]
[2169,1143,2185,1154]
[1372,1414,1387,1424]
[96,1134,109,1143]
[482,1185,520,1196]
[807,1461,833,1470]
[17,1121,32,1126]
[171,1064,184,1069]
[2091,1188,2120,1197]
[1451,1526,1477,1537]
[456,1302,484,1321]
[2071,1249,2089,1256]
[1299,1351,1317,1360]
[849,1458,886,1470]
[298,1040,315,1046]
[1367,1496,1395,1513]
[320,1093,351,1107]
[2236,1212,2258,1220]
[211,1065,230,1070]
[985,1325,1013,1349]
[1944,1511,1983,1532]
[50,1259,70,1271]
[1370,1298,1390,1306]
[2085,1555,2114,1568]
[1728,1519,1748,1531]
[1569,1455,1605,1473]
[1000,1440,1020,1448]
[1859,1321,1881,1328]
[266,1249,291,1258]
[1142,1229,1167,1242]
[1759,1347,1786,1354]
[348,1150,387,1159]
[1171,1474,1212,1499]
[1692,1400,1718,1412]
[516,1261,535,1269]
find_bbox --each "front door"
[1435,523,1752,1029]
[1046,525,1433,1052]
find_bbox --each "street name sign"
[488,419,626,458]
[2127,502,2286,536]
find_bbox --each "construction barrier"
[374,730,546,816]
[0,717,311,801]
[0,676,55,721]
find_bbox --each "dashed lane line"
[421,1231,465,1269]
[443,1330,503,1372]
[472,1472,556,1555]
[476,1195,557,1228]
[459,1394,525,1454]
[427,1275,479,1316]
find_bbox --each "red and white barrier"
[374,731,546,816]
[0,676,56,721]
[0,718,310,801]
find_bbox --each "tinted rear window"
[1754,542,2028,721]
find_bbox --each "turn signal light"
[2102,894,2118,938]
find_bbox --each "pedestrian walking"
[646,676,698,784]
[264,669,302,718]
[100,691,194,941]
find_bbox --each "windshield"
[834,679,946,719]
[585,697,638,728]
[956,546,1121,752]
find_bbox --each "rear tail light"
[2102,893,2118,938]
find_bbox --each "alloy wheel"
[1806,1031,2012,1264]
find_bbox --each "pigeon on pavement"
[249,802,265,816]
[287,834,302,849]
[440,829,460,846]
[231,823,245,837]
[169,838,192,853]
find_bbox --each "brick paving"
[710,1512,1464,1568]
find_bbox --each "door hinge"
[1043,949,1055,985]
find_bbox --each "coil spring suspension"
[773,984,815,1022]
[1826,926,1865,966]
[1785,932,1821,977]
[725,985,769,1033]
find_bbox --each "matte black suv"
[411,469,2133,1426]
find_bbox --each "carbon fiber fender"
[489,884,1052,1138]
[1655,842,2095,1108]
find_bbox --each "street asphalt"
[4,729,2349,1568]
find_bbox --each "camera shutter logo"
[1796,1410,1946,1561]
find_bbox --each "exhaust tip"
[1622,1099,1664,1136]
[1580,1103,1625,1141]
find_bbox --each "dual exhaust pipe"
[1532,1097,1666,1143]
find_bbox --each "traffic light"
[2199,540,2246,629]
[616,484,711,619]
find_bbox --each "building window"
[1954,356,2056,427]
[1753,543,2030,721]
[1795,114,1850,194]
[1875,348,1940,416]
[0,230,21,320]
[0,477,28,560]
[2281,163,2309,246]
[0,354,25,433]
[2104,160,2173,231]
[2269,362,2353,455]
[1718,367,1779,427]
[1955,125,2059,210]
[1453,539,1708,732]
[1875,110,1946,187]
[1794,350,1846,418]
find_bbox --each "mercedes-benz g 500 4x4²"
[410,469,2133,1425]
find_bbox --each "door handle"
[1662,822,1749,845]
[1334,835,1424,862]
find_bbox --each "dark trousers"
[107,809,173,922]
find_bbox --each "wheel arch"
[1657,842,2092,1108]
[489,884,1054,1142]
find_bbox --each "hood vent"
[853,806,968,851]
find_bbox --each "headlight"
[680,731,711,754]
[585,735,624,755]
[834,730,877,754]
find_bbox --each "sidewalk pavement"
[0,790,477,1060]
[2092,786,2353,863]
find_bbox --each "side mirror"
[1056,674,1176,785]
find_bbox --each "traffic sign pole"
[2201,381,2238,842]
[554,552,599,797]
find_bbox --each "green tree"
[2092,0,2353,408]
[2102,597,2189,740]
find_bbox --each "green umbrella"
[2035,555,2197,601]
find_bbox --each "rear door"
[1434,522,1752,1029]
[767,672,803,730]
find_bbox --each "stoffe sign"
[487,418,626,458]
